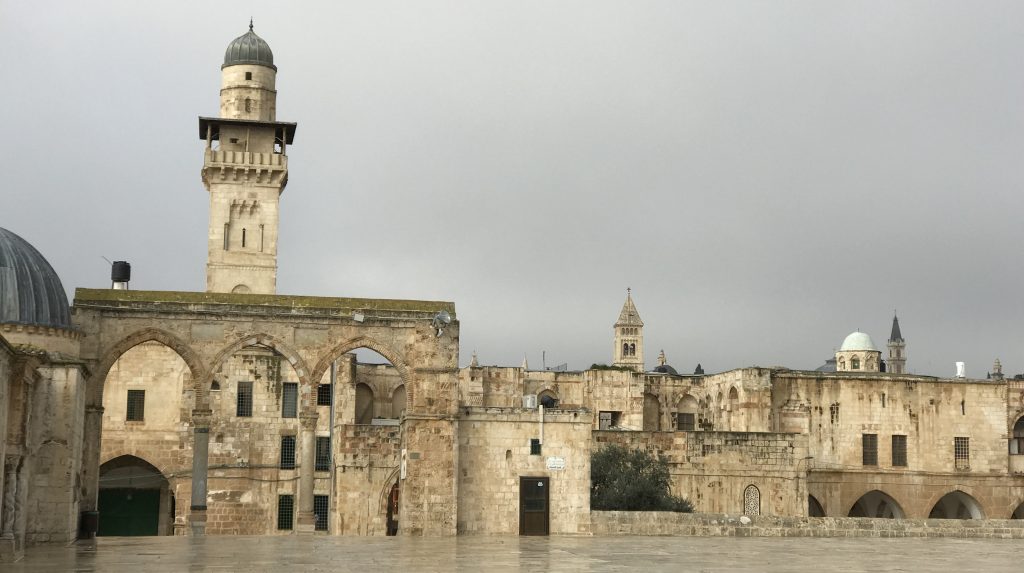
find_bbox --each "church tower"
[201,23,297,294]
[613,289,645,372]
[888,313,906,374]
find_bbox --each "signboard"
[545,456,566,471]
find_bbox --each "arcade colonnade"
[73,288,459,535]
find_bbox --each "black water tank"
[111,261,131,283]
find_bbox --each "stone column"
[0,456,20,562]
[296,412,318,534]
[189,409,212,536]
[79,406,104,513]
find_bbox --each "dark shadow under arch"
[848,490,904,518]
[808,495,825,517]
[929,490,985,519]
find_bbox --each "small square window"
[280,435,296,469]
[277,495,294,530]
[245,71,252,80]
[126,390,145,422]
[677,413,695,431]
[237,382,253,417]
[530,438,541,456]
[317,384,332,406]
[282,382,298,418]
[314,495,329,532]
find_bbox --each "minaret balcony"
[202,149,288,188]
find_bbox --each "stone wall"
[592,510,1024,538]
[457,408,592,535]
[593,430,808,516]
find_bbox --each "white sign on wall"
[545,456,566,470]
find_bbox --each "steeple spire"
[890,312,903,342]
[887,311,906,374]
[612,289,645,372]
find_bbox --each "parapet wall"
[592,511,1024,539]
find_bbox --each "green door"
[98,488,160,536]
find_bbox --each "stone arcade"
[2,24,1024,560]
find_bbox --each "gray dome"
[223,24,275,70]
[0,227,72,330]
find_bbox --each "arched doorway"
[386,481,400,536]
[808,495,825,517]
[1010,417,1024,454]
[675,395,698,431]
[848,490,904,518]
[537,389,558,409]
[355,384,375,424]
[929,491,985,519]
[392,385,407,419]
[98,455,172,536]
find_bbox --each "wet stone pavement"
[7,535,1021,572]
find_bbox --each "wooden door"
[519,477,549,536]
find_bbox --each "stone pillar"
[296,412,318,534]
[189,409,211,536]
[79,405,104,513]
[0,456,21,562]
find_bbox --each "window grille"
[126,389,145,422]
[862,434,878,466]
[280,436,296,469]
[317,384,332,406]
[314,495,329,531]
[829,403,839,424]
[236,381,253,417]
[677,413,696,431]
[315,436,331,471]
[530,438,542,455]
[599,411,620,430]
[892,435,907,467]
[743,485,760,516]
[277,495,294,530]
[954,437,970,470]
[282,382,298,418]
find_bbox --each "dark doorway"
[386,482,400,536]
[98,455,171,536]
[519,477,549,536]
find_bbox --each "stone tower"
[613,289,645,372]
[201,22,297,294]
[888,313,906,374]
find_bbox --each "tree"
[591,444,693,512]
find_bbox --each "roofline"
[198,117,297,144]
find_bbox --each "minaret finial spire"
[249,18,254,32]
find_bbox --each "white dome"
[839,331,878,352]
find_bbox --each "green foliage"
[589,363,635,372]
[591,444,694,512]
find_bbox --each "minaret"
[612,288,645,372]
[201,22,297,294]
[888,313,906,374]
[991,359,1004,381]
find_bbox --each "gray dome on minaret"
[0,227,72,330]
[223,22,275,70]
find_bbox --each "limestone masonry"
[1,24,1023,560]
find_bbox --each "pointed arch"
[848,489,904,518]
[808,495,825,517]
[928,490,985,519]
[205,332,312,411]
[90,328,206,406]
[310,335,412,411]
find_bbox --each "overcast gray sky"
[3,1,1023,377]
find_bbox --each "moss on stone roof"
[73,289,455,316]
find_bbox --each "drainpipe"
[539,404,544,446]
[329,360,336,531]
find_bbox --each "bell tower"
[201,22,296,294]
[888,313,906,374]
[613,288,645,372]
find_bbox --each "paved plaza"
[7,535,1021,572]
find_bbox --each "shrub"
[591,444,693,512]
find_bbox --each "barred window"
[277,494,294,530]
[280,435,296,469]
[677,413,695,431]
[317,384,332,406]
[282,382,298,418]
[530,438,542,456]
[892,435,907,467]
[314,495,329,532]
[236,381,253,417]
[862,434,878,466]
[829,403,839,424]
[954,437,970,470]
[315,436,331,471]
[126,389,145,422]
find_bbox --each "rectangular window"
[677,413,695,431]
[282,382,298,418]
[862,434,878,466]
[126,389,145,422]
[530,438,542,455]
[277,494,294,530]
[892,435,907,467]
[315,436,331,471]
[280,435,296,469]
[314,495,329,532]
[236,381,253,417]
[317,384,332,406]
[954,437,970,470]
[599,411,620,430]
